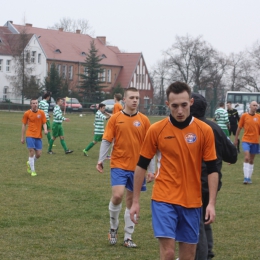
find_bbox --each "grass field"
[0,111,260,260]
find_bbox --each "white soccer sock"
[243,162,249,178]
[29,157,35,172]
[124,208,135,240]
[109,201,122,229]
[248,164,254,179]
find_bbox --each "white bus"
[225,91,260,116]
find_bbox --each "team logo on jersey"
[133,120,141,127]
[37,115,41,118]
[254,118,258,121]
[185,133,197,143]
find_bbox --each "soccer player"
[226,101,240,152]
[82,103,111,156]
[213,102,230,136]
[113,93,123,114]
[39,92,52,144]
[234,100,260,184]
[21,98,48,176]
[48,98,73,154]
[191,93,237,260]
[96,87,154,248]
[130,82,218,260]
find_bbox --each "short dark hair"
[227,101,232,105]
[98,103,106,109]
[219,102,225,107]
[114,93,122,101]
[124,87,139,97]
[166,81,191,100]
[56,97,62,103]
[42,92,51,99]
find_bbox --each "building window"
[31,51,36,63]
[84,67,88,76]
[68,66,73,80]
[62,65,67,79]
[0,59,2,71]
[56,64,61,75]
[6,60,11,72]
[107,69,111,82]
[100,70,106,82]
[3,86,8,101]
[38,53,41,64]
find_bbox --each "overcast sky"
[1,0,260,69]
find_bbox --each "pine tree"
[78,40,105,103]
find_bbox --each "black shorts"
[229,125,237,136]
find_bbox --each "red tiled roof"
[115,53,141,88]
[13,24,122,66]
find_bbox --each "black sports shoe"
[65,150,73,154]
[47,151,55,154]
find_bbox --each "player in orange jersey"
[130,82,219,260]
[234,100,260,184]
[96,87,155,248]
[113,93,123,114]
[21,98,48,176]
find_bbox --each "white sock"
[124,208,135,240]
[248,164,254,179]
[109,201,121,229]
[243,162,249,178]
[29,157,35,172]
[34,155,37,162]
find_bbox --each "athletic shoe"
[248,178,252,184]
[65,150,73,154]
[27,161,31,174]
[243,178,248,184]
[31,171,37,177]
[123,239,137,248]
[106,155,111,160]
[82,149,88,156]
[47,151,55,154]
[108,228,118,245]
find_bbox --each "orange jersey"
[140,117,217,208]
[103,111,150,171]
[22,109,47,138]
[238,113,260,144]
[113,103,123,114]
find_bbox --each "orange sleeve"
[102,113,117,142]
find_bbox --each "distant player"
[213,102,230,136]
[39,92,52,144]
[83,103,111,156]
[21,98,48,176]
[113,93,123,114]
[48,98,73,154]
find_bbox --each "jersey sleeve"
[140,125,158,159]
[42,111,47,123]
[22,111,28,124]
[238,114,245,128]
[102,114,116,142]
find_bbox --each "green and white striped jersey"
[94,110,107,134]
[214,108,229,130]
[39,99,49,120]
[53,105,65,123]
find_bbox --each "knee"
[60,136,64,140]
[162,248,175,260]
[112,194,123,204]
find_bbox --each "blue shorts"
[26,137,42,150]
[151,200,201,244]
[110,168,146,192]
[242,142,259,154]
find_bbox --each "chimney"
[25,23,33,27]
[9,20,13,24]
[59,28,64,32]
[76,29,81,34]
[97,36,106,45]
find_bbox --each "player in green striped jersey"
[48,97,73,154]
[213,102,230,136]
[83,103,111,156]
[39,92,52,144]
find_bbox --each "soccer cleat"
[243,178,248,184]
[27,161,31,174]
[47,151,55,154]
[65,150,73,154]
[31,171,37,177]
[123,239,137,248]
[248,178,252,184]
[106,155,111,160]
[82,149,88,156]
[108,228,118,245]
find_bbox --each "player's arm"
[234,126,242,146]
[21,123,26,144]
[147,156,156,183]
[204,160,218,225]
[96,140,111,173]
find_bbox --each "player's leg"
[247,145,258,183]
[58,125,73,154]
[46,120,52,144]
[178,242,197,260]
[83,135,101,155]
[158,238,176,260]
[48,122,58,153]
[242,142,250,183]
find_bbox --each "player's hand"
[130,202,140,224]
[204,203,216,225]
[64,118,70,122]
[44,130,48,135]
[21,138,25,144]
[147,173,155,183]
[96,162,104,173]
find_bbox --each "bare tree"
[49,17,94,35]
